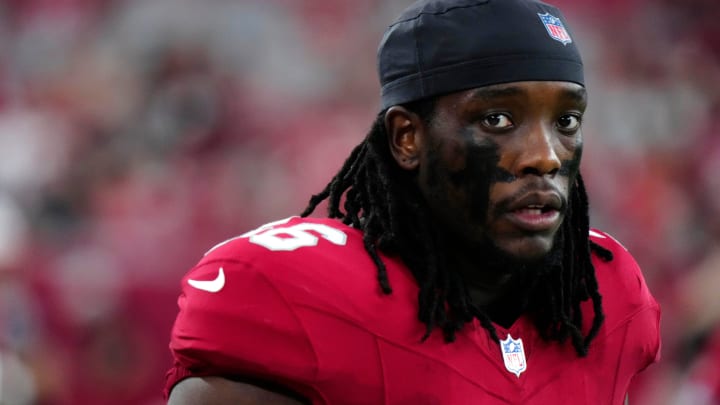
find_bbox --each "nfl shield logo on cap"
[500,334,527,378]
[537,12,572,45]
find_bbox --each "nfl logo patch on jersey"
[537,12,572,45]
[500,334,527,378]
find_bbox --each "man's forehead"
[462,81,587,102]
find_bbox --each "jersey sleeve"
[164,255,319,400]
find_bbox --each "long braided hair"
[301,99,613,357]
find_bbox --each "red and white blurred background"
[0,0,718,404]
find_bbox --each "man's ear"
[384,106,424,170]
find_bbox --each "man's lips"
[506,208,561,232]
[506,192,563,212]
[503,192,564,232]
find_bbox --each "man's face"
[413,81,585,262]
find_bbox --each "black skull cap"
[378,0,584,110]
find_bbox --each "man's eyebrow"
[467,86,525,102]
[466,84,588,104]
[562,87,587,104]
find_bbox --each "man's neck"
[443,236,556,328]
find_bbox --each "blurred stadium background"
[0,0,718,404]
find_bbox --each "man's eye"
[482,113,513,129]
[557,114,581,131]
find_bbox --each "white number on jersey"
[246,222,348,251]
[205,217,348,255]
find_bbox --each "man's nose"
[514,124,562,176]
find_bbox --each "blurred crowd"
[0,0,717,404]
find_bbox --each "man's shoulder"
[179,216,415,327]
[168,216,421,383]
[185,216,384,302]
[588,228,660,328]
[588,229,648,295]
[586,228,662,369]
[168,216,407,390]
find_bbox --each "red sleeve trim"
[163,365,215,400]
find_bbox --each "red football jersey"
[165,216,660,404]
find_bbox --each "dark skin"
[168,81,598,404]
[387,80,585,308]
[167,377,305,405]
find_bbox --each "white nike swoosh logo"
[188,267,225,293]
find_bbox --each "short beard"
[445,230,563,296]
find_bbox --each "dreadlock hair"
[300,98,614,357]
